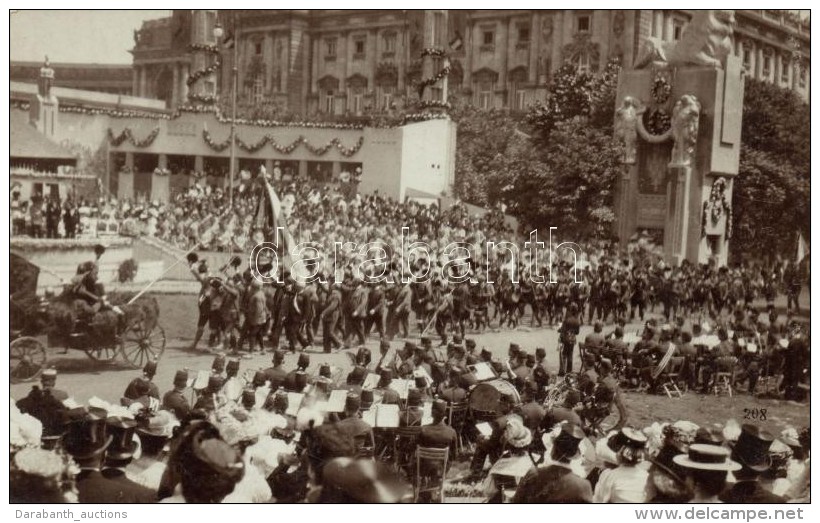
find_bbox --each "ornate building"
[10,61,132,95]
[130,9,810,112]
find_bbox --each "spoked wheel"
[84,345,120,363]
[10,337,47,382]
[120,322,166,369]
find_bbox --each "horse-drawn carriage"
[10,252,166,383]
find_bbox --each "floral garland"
[644,108,671,136]
[421,47,446,58]
[701,178,733,239]
[188,94,219,105]
[418,100,452,110]
[202,129,231,152]
[10,171,96,181]
[186,43,222,104]
[416,64,452,90]
[153,168,171,176]
[108,127,161,148]
[203,130,365,157]
[651,73,672,105]
[120,166,133,175]
[11,100,31,111]
[61,104,171,120]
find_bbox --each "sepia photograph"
[7,4,811,508]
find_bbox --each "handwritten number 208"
[743,408,767,420]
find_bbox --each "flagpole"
[228,12,238,210]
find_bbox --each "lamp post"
[214,21,238,209]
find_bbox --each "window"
[763,54,772,76]
[742,47,751,68]
[578,51,590,73]
[383,33,396,53]
[354,39,365,56]
[781,59,790,83]
[483,31,494,45]
[325,38,337,58]
[350,89,364,115]
[673,21,684,41]
[518,25,530,44]
[577,15,591,33]
[252,76,264,103]
[799,68,807,87]
[254,42,263,55]
[324,90,335,113]
[380,86,394,110]
[433,12,446,47]
[509,84,526,110]
[476,80,494,109]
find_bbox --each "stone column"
[119,152,135,200]
[653,11,664,38]
[747,42,756,75]
[298,160,308,180]
[265,159,274,174]
[132,65,140,96]
[663,11,674,41]
[529,12,540,84]
[171,65,179,108]
[756,47,765,80]
[463,18,473,87]
[775,52,783,86]
[193,156,204,187]
[664,166,691,266]
[139,67,148,97]
[152,154,170,202]
[332,161,342,182]
[550,12,563,79]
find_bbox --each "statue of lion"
[634,10,735,69]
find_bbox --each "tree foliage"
[732,79,810,260]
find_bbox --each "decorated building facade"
[131,9,809,113]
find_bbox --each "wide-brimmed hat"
[673,444,742,472]
[105,417,139,461]
[695,427,725,446]
[321,457,410,503]
[730,424,775,471]
[552,422,585,459]
[503,417,532,449]
[63,407,112,460]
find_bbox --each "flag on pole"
[796,232,809,262]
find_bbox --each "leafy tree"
[731,79,810,261]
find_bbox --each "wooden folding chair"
[394,426,421,475]
[414,446,449,503]
[446,401,471,457]
[660,357,686,398]
[713,356,738,397]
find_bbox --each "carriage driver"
[71,245,121,321]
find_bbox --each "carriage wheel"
[10,337,47,382]
[120,322,166,369]
[84,345,120,363]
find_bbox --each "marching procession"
[10,169,811,504]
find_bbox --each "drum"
[469,379,521,420]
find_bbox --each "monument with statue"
[613,10,743,267]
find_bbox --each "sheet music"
[285,393,304,416]
[193,370,210,390]
[470,362,496,381]
[362,373,381,390]
[421,401,433,426]
[374,404,400,428]
[476,421,493,438]
[413,367,433,388]
[389,379,410,399]
[326,389,348,412]
[362,407,376,427]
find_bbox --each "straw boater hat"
[503,417,533,449]
[673,444,741,472]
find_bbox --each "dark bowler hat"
[105,417,139,461]
[553,423,586,459]
[465,338,476,350]
[360,389,375,410]
[63,407,112,460]
[535,347,547,359]
[173,369,189,387]
[731,424,775,472]
[297,353,311,369]
[272,350,286,364]
[143,360,158,377]
[509,343,521,354]
[212,355,226,373]
[407,388,423,407]
[674,444,741,472]
[379,368,394,383]
[226,358,240,376]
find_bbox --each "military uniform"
[161,388,190,421]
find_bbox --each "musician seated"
[542,390,583,432]
[438,368,468,404]
[584,322,606,357]
[418,400,457,489]
[400,389,425,427]
[469,393,516,478]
